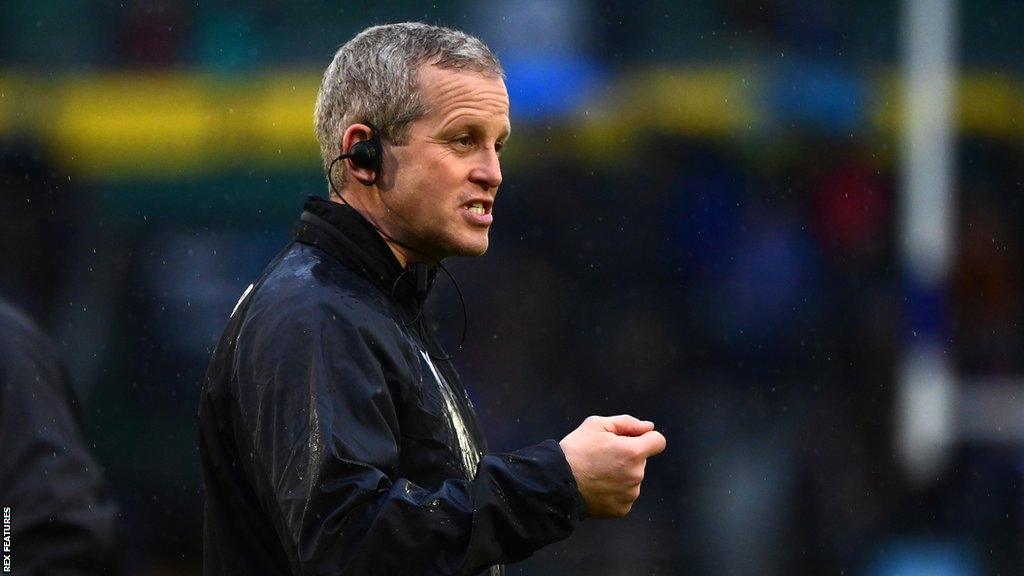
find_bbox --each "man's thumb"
[637,430,667,457]
[603,414,655,437]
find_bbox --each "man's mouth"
[461,199,494,226]
[462,199,492,215]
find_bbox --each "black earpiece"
[329,123,382,187]
[344,139,379,171]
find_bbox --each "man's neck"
[330,193,415,268]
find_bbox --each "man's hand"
[559,414,667,518]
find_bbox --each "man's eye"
[454,135,473,147]
[495,141,505,154]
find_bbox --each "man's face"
[379,65,510,260]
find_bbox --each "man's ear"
[341,123,379,186]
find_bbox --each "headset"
[328,123,383,187]
[322,122,467,360]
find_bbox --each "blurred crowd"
[2,1,1024,575]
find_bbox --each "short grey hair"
[315,22,504,187]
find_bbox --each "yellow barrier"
[1,70,321,179]
[0,67,1020,180]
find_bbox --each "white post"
[896,0,958,486]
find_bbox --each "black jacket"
[0,297,120,575]
[198,197,585,576]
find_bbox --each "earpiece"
[345,139,379,171]
[330,123,382,187]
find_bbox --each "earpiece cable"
[328,149,467,361]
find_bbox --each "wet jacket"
[0,297,121,575]
[198,197,585,576]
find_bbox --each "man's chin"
[451,243,489,258]
[443,235,489,258]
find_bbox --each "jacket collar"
[293,196,437,312]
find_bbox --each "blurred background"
[2,0,1023,574]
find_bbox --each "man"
[198,23,665,576]
[0,296,121,575]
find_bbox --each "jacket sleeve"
[231,298,585,576]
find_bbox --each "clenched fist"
[559,414,667,518]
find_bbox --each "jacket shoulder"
[0,300,53,359]
[241,242,396,335]
[0,300,67,394]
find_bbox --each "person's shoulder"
[0,297,70,406]
[243,242,392,333]
[0,298,57,364]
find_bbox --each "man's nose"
[469,147,502,190]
